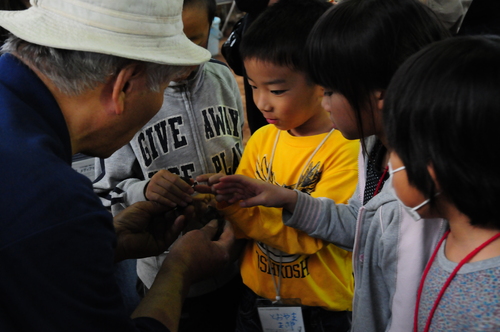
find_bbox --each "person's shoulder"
[329,130,360,149]
[364,191,399,216]
[245,124,275,145]
[205,59,231,75]
[208,58,229,68]
[308,130,359,165]
[204,59,238,85]
[361,193,401,243]
[362,135,379,153]
[253,124,276,137]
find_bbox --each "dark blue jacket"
[0,53,168,332]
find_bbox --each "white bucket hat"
[0,0,211,66]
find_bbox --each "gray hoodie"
[283,136,447,332]
[93,59,245,297]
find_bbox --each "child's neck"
[288,112,334,137]
[444,205,500,263]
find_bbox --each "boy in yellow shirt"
[198,0,359,330]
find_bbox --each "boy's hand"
[145,170,194,208]
[194,173,225,194]
[213,174,298,212]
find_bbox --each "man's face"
[94,79,170,159]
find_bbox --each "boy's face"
[182,5,210,49]
[244,59,326,136]
[173,5,210,82]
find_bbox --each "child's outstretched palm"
[211,174,298,211]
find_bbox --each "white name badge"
[257,306,305,332]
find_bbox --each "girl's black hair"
[183,0,216,26]
[306,0,450,146]
[384,35,500,228]
[239,0,332,73]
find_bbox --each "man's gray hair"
[1,35,192,95]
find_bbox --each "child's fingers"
[196,172,224,185]
[195,173,213,183]
[193,183,213,194]
[239,197,262,208]
[213,181,249,193]
[215,193,239,203]
[147,181,193,207]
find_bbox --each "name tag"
[257,304,305,332]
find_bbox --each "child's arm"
[196,138,326,254]
[199,133,360,254]
[283,186,361,250]
[93,143,146,215]
[214,172,361,251]
[93,144,195,216]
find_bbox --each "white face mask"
[388,164,431,221]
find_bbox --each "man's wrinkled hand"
[113,201,192,262]
[164,219,236,284]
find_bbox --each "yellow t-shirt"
[221,124,359,310]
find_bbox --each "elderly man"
[0,1,236,331]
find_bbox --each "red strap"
[414,230,500,332]
[373,166,388,197]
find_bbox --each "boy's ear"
[109,63,147,115]
[314,84,325,99]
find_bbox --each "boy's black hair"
[239,0,332,73]
[305,0,450,144]
[183,0,216,26]
[384,35,500,228]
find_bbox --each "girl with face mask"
[384,35,500,332]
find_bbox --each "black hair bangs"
[240,0,331,73]
[384,35,500,228]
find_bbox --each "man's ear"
[110,63,146,115]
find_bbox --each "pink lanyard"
[414,230,500,332]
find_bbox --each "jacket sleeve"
[283,183,362,251]
[93,143,147,216]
